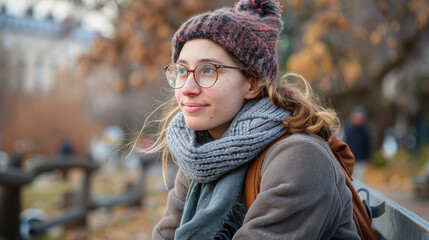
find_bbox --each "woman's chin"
[185,121,208,131]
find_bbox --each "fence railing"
[354,179,429,240]
[0,155,155,240]
[2,156,429,240]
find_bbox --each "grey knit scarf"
[167,97,289,239]
[167,97,290,183]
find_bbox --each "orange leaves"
[79,0,222,92]
[289,0,340,11]
[124,34,146,63]
[290,0,303,9]
[304,23,324,45]
[284,0,429,95]
[129,70,145,89]
[156,24,171,40]
[339,58,362,86]
[315,0,339,8]
[145,65,159,83]
[353,26,368,40]
[113,77,126,93]
[408,0,429,28]
[179,0,207,14]
[368,23,399,63]
[287,41,333,83]
[78,0,171,91]
[115,22,134,43]
[286,5,351,90]
[303,9,349,45]
[416,7,429,27]
[370,24,387,46]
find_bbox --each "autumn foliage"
[77,0,429,148]
[286,0,429,92]
[78,0,215,92]
[2,0,428,156]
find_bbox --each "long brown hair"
[268,73,340,141]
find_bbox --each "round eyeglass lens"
[166,64,187,88]
[195,64,217,87]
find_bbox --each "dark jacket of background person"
[345,107,371,162]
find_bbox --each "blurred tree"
[0,68,106,155]
[79,0,429,148]
[78,0,229,90]
[284,0,429,149]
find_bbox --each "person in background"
[58,138,75,180]
[59,138,74,157]
[140,0,360,239]
[345,106,371,180]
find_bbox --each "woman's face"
[175,39,258,139]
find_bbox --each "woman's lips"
[183,103,207,113]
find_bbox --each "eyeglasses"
[163,63,244,89]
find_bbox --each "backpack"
[244,133,385,240]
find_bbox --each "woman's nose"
[180,72,201,96]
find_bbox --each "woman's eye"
[178,67,187,76]
[203,66,216,74]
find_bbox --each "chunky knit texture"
[175,165,248,240]
[172,0,283,83]
[167,97,290,183]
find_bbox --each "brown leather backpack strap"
[245,133,291,210]
[328,135,355,178]
[329,135,375,240]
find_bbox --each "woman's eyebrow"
[176,58,224,65]
[198,58,223,64]
[176,59,188,64]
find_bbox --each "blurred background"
[0,0,428,239]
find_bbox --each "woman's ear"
[244,79,263,100]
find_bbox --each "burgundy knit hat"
[172,0,283,83]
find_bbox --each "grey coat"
[153,133,360,240]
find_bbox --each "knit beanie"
[172,0,283,83]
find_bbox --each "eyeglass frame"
[163,63,246,89]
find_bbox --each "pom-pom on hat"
[172,0,283,83]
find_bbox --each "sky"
[0,0,116,36]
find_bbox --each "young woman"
[146,0,360,239]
